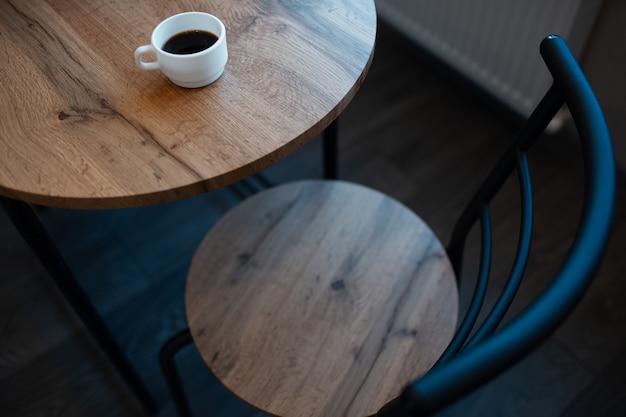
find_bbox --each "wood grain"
[0,0,376,209]
[1,22,623,414]
[186,180,458,417]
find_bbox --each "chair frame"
[376,35,616,416]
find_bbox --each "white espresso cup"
[134,12,228,88]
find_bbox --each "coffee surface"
[163,30,218,54]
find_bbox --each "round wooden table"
[0,0,377,413]
[0,0,376,209]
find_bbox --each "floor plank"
[562,348,626,416]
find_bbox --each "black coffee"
[162,30,218,55]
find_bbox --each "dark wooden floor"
[1,23,625,416]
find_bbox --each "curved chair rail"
[383,34,616,416]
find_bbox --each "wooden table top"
[0,0,376,209]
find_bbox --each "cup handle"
[134,45,159,70]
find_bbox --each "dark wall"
[582,0,626,174]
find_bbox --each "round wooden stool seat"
[186,180,458,417]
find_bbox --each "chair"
[159,35,616,416]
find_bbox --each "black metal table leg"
[323,119,339,180]
[0,197,158,414]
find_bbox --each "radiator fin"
[376,0,598,116]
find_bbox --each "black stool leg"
[0,197,158,414]
[374,397,412,417]
[159,328,194,417]
[323,119,339,180]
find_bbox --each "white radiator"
[376,0,604,116]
